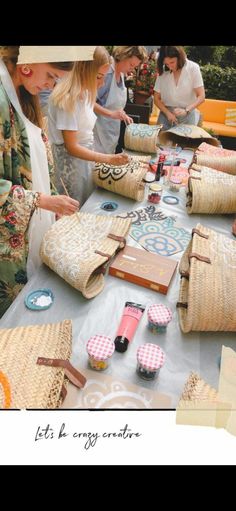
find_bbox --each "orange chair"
[197,99,236,137]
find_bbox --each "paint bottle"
[155,154,166,181]
[114,302,145,353]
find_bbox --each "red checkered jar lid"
[137,343,166,371]
[169,176,182,184]
[147,304,173,326]
[86,335,115,360]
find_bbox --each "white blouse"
[154,59,204,108]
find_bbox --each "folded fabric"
[177,224,236,332]
[40,212,131,298]
[93,155,149,201]
[159,124,220,149]
[124,123,162,153]
[0,320,86,409]
[186,164,236,214]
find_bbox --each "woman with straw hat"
[0,46,94,317]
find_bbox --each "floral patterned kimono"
[0,69,55,318]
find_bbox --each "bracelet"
[33,191,41,211]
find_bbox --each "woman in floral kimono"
[0,46,93,317]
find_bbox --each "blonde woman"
[94,46,147,154]
[48,46,129,205]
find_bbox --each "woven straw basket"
[187,164,236,214]
[194,153,236,175]
[40,212,131,299]
[124,123,162,153]
[0,320,86,409]
[179,372,218,403]
[93,155,149,201]
[177,224,236,332]
[159,124,220,148]
[196,142,236,157]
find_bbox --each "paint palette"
[25,288,54,311]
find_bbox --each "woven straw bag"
[124,123,162,153]
[40,212,131,298]
[159,124,220,148]
[194,153,236,175]
[186,164,236,214]
[0,320,86,409]
[179,372,218,403]
[93,155,150,201]
[196,142,236,157]
[177,224,236,332]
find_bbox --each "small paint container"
[168,176,182,192]
[148,183,162,204]
[147,304,173,334]
[137,343,166,380]
[86,335,115,371]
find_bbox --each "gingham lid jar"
[86,335,115,371]
[147,304,173,334]
[169,176,182,192]
[137,343,166,380]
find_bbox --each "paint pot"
[147,304,173,334]
[137,343,166,380]
[86,335,115,371]
[168,176,182,192]
[148,183,162,204]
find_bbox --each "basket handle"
[189,252,211,264]
[37,357,86,389]
[192,228,209,239]
[108,233,126,249]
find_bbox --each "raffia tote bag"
[186,164,236,214]
[194,153,236,175]
[0,320,86,409]
[93,155,150,201]
[159,124,220,148]
[177,224,236,333]
[124,123,162,153]
[40,212,131,299]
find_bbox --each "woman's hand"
[166,111,178,124]
[174,107,187,117]
[110,109,133,124]
[108,153,130,166]
[40,194,80,216]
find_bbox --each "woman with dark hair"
[154,46,205,130]
[0,46,92,317]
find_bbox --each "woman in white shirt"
[154,46,205,131]
[48,47,129,206]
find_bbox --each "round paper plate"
[25,288,54,311]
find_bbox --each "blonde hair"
[112,46,147,64]
[51,46,111,112]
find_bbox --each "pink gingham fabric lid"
[170,176,182,184]
[147,304,173,326]
[86,335,115,360]
[137,343,166,371]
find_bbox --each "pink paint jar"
[169,176,182,192]
[86,335,115,371]
[137,343,166,380]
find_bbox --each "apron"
[94,67,127,154]
[158,106,199,131]
[52,98,97,206]
[0,59,54,279]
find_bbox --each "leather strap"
[37,357,87,388]
[95,250,111,259]
[180,270,189,280]
[189,252,211,264]
[108,233,126,243]
[192,228,209,239]
[60,384,67,402]
[176,302,188,309]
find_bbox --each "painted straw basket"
[186,164,236,214]
[177,224,236,332]
[40,212,131,299]
[196,142,236,157]
[194,153,236,175]
[93,155,150,201]
[159,124,220,149]
[0,320,86,409]
[124,123,162,153]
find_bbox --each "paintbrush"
[60,177,69,196]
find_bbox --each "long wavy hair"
[51,46,111,112]
[0,46,74,128]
